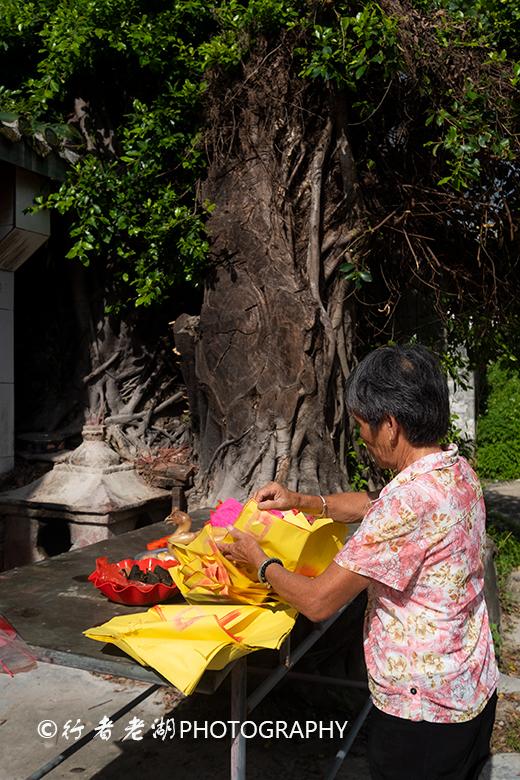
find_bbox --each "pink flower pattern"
[335,444,498,723]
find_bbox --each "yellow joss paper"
[234,500,349,577]
[170,524,270,605]
[84,602,296,695]
[169,499,349,604]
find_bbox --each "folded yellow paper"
[85,602,297,694]
[169,499,348,604]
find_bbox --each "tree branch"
[82,350,122,384]
[306,117,333,311]
[154,391,185,414]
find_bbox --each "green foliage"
[198,0,303,69]
[0,0,222,309]
[443,413,474,462]
[505,722,520,753]
[405,1,520,191]
[477,362,520,480]
[412,0,520,57]
[489,621,501,658]
[0,0,519,316]
[297,3,399,88]
[425,80,513,190]
[345,440,370,491]
[0,0,405,310]
[34,90,211,309]
[339,261,373,289]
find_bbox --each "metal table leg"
[230,658,247,780]
[324,696,373,780]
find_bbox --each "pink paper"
[208,498,244,527]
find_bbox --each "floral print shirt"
[335,444,498,723]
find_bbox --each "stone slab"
[0,454,14,476]
[0,662,172,780]
[498,673,520,695]
[14,168,50,234]
[0,225,49,271]
[0,659,372,780]
[479,753,520,779]
[484,483,520,532]
[0,136,66,180]
[448,373,476,441]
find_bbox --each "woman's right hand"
[252,481,300,512]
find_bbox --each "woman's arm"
[218,528,369,622]
[253,481,379,524]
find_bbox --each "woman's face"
[355,416,397,470]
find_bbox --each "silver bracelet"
[318,494,328,518]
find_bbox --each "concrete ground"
[484,480,520,533]
[0,661,372,780]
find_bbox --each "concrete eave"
[0,135,67,181]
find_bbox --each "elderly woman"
[219,344,498,780]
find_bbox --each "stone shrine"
[0,423,170,569]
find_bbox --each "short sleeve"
[334,490,428,591]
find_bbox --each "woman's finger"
[252,481,280,502]
[217,542,233,554]
[226,526,246,540]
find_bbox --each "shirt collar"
[380,443,459,497]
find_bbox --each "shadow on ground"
[71,679,372,780]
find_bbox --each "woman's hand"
[252,481,300,512]
[217,527,266,568]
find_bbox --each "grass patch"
[504,713,520,752]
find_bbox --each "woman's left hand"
[217,527,264,567]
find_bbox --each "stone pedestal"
[0,425,170,569]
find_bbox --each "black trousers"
[368,691,497,780]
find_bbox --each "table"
[0,520,371,779]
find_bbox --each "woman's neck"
[396,443,442,473]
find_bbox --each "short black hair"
[345,344,450,445]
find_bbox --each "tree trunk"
[175,39,367,505]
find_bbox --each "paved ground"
[0,662,372,779]
[2,659,519,780]
[484,481,520,530]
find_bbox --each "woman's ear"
[386,415,400,448]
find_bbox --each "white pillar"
[448,358,476,443]
[0,165,50,476]
[0,270,14,474]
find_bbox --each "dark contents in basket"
[126,564,172,585]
